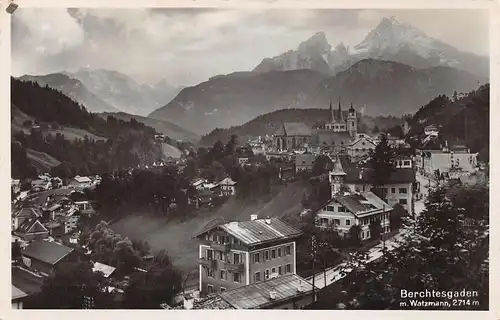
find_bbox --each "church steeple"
[330,100,334,122]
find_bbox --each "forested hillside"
[407,84,489,161]
[11,78,165,179]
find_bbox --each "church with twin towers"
[273,98,358,153]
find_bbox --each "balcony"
[219,261,244,273]
[198,257,217,269]
[210,242,231,252]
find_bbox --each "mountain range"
[254,16,488,78]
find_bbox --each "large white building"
[415,144,478,179]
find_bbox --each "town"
[11,98,489,310]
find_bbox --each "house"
[21,240,75,276]
[193,274,317,309]
[393,156,413,169]
[238,157,250,166]
[12,179,21,194]
[348,135,376,160]
[295,153,315,173]
[14,218,50,241]
[31,179,52,192]
[219,177,237,196]
[329,157,416,215]
[191,178,208,190]
[197,189,213,207]
[278,166,295,181]
[415,145,478,179]
[316,191,393,240]
[192,216,303,296]
[12,265,44,304]
[424,125,439,136]
[273,122,312,151]
[74,200,97,215]
[68,175,93,188]
[93,262,116,278]
[12,207,42,231]
[12,285,28,309]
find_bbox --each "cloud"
[11,8,489,87]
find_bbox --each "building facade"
[193,216,302,295]
[347,135,376,160]
[316,191,393,240]
[273,123,312,151]
[415,147,478,179]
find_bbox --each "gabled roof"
[73,176,92,183]
[12,285,28,301]
[320,191,392,218]
[316,130,353,144]
[349,136,376,147]
[338,160,416,184]
[220,218,302,246]
[217,274,316,309]
[13,207,41,219]
[219,177,237,186]
[31,179,50,186]
[22,240,74,266]
[16,219,49,235]
[92,262,116,278]
[275,122,311,137]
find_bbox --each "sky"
[11,8,489,87]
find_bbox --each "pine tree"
[368,134,395,199]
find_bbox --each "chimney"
[250,214,258,221]
[269,290,277,300]
[265,217,271,224]
[297,280,305,292]
[183,294,194,310]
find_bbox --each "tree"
[368,134,395,199]
[390,204,406,231]
[32,261,111,309]
[312,155,333,176]
[386,125,404,139]
[372,125,380,134]
[347,225,362,248]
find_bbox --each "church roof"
[275,122,311,137]
[331,157,346,176]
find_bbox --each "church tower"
[348,102,357,138]
[330,156,346,197]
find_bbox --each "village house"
[329,157,416,215]
[316,191,393,240]
[219,177,237,196]
[14,218,50,241]
[295,153,316,173]
[68,175,93,189]
[193,216,303,296]
[30,179,52,192]
[347,135,376,161]
[21,240,75,276]
[192,274,317,310]
[415,144,478,179]
[273,122,312,151]
[12,207,42,231]
[424,124,440,136]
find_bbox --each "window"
[271,267,276,274]
[391,188,396,193]
[233,253,241,264]
[265,269,270,280]
[319,217,329,225]
[404,161,411,166]
[355,148,359,152]
[218,251,225,261]
[286,264,291,273]
[399,188,407,194]
[220,287,226,292]
[206,249,213,260]
[254,252,260,263]
[278,248,282,257]
[367,231,371,238]
[255,272,261,282]
[362,142,366,146]
[278,266,283,275]
[338,206,346,212]
[326,206,334,212]
[361,231,364,238]
[207,284,214,294]
[264,251,270,261]
[271,249,276,259]
[220,269,227,280]
[233,272,241,283]
[207,268,214,278]
[399,199,408,205]
[285,245,291,255]
[346,219,351,226]
[333,219,340,225]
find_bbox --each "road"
[306,229,412,289]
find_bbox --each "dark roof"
[315,130,353,145]
[275,122,311,136]
[218,274,316,309]
[193,217,227,238]
[13,207,41,218]
[295,153,315,166]
[194,295,235,309]
[12,266,44,295]
[220,218,302,246]
[15,219,48,235]
[22,240,74,265]
[340,160,416,184]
